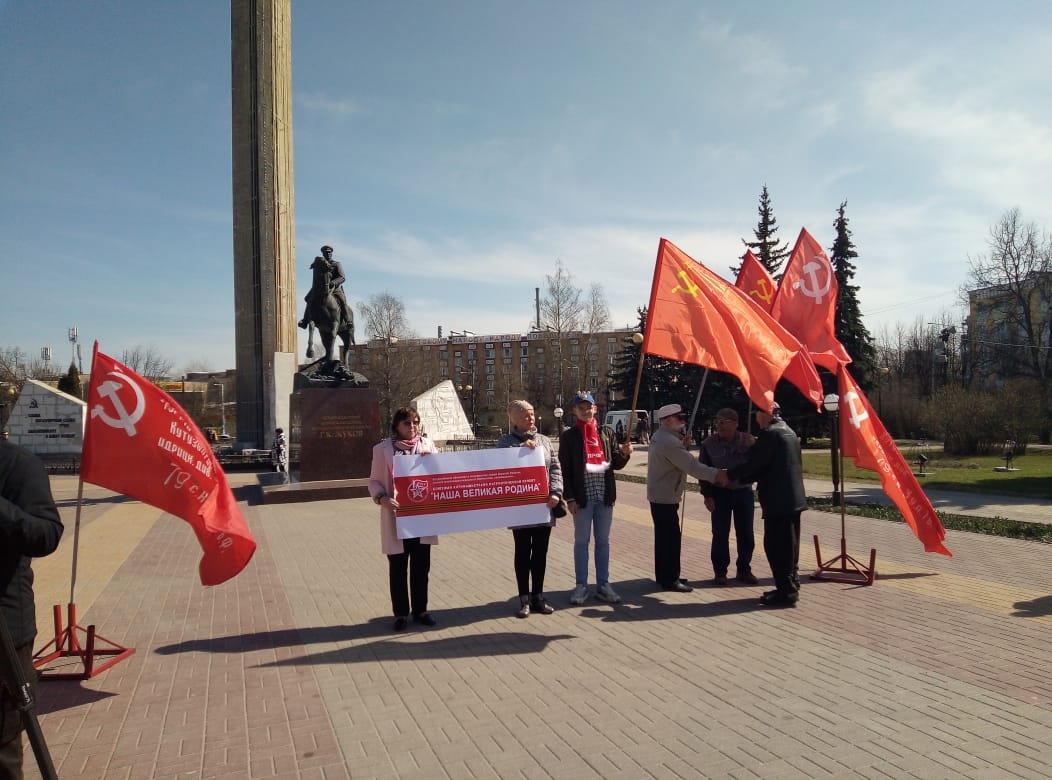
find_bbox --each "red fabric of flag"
[643,238,823,411]
[81,344,257,584]
[771,228,852,372]
[837,365,951,556]
[734,249,777,314]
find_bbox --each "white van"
[603,410,651,442]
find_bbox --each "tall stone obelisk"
[231,0,297,447]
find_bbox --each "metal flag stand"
[811,446,877,585]
[32,477,135,680]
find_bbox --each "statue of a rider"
[299,245,353,330]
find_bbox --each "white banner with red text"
[393,446,550,538]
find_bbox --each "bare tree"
[120,345,175,379]
[357,291,416,342]
[965,208,1052,384]
[540,260,585,333]
[584,283,612,333]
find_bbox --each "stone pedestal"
[293,387,381,482]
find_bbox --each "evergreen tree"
[830,201,877,389]
[738,184,791,278]
[58,361,82,398]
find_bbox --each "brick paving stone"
[19,473,1052,778]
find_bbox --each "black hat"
[320,245,333,253]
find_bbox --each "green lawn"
[802,443,1052,500]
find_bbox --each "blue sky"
[3,1,1051,374]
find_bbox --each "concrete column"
[231,0,296,446]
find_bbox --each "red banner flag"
[643,238,823,411]
[771,228,852,372]
[735,249,777,314]
[837,365,951,556]
[81,344,257,584]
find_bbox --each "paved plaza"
[20,470,1052,779]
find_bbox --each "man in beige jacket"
[646,404,725,591]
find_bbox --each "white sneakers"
[570,583,622,604]
[570,584,590,605]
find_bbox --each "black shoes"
[531,596,555,615]
[663,580,693,592]
[757,590,798,608]
[412,612,437,627]
[713,574,729,587]
[736,571,760,585]
[393,616,408,631]
[516,598,531,619]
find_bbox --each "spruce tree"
[830,201,877,389]
[738,184,791,278]
[58,361,82,398]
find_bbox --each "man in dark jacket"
[0,439,64,777]
[726,403,805,607]
[558,392,632,605]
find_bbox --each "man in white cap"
[646,403,725,591]
[725,402,806,607]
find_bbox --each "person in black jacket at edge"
[725,402,806,608]
[0,438,63,779]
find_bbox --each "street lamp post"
[824,393,841,506]
[213,383,227,437]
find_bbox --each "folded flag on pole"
[734,249,777,314]
[81,344,257,584]
[771,228,852,373]
[838,364,951,556]
[643,238,823,411]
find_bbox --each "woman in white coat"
[369,406,438,631]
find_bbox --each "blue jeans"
[573,501,614,585]
[710,487,755,576]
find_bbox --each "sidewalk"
[21,471,1052,779]
[621,445,1052,526]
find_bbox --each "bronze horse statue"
[302,259,355,371]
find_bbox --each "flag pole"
[34,342,136,679]
[628,333,646,425]
[812,369,877,585]
[680,368,710,530]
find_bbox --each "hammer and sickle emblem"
[792,256,833,305]
[90,370,146,437]
[843,391,869,430]
[670,270,700,298]
[750,278,774,306]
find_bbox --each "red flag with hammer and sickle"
[643,239,823,411]
[837,365,950,556]
[81,344,256,585]
[771,228,852,372]
[734,249,776,314]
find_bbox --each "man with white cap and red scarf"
[646,403,725,591]
[558,392,632,605]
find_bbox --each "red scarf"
[576,418,607,468]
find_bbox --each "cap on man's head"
[320,245,333,252]
[716,408,738,422]
[657,403,685,420]
[572,392,596,406]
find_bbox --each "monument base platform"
[260,475,371,504]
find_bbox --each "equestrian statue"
[298,245,357,379]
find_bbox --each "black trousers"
[512,526,552,596]
[0,643,34,780]
[388,537,431,618]
[649,502,682,586]
[763,511,802,594]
